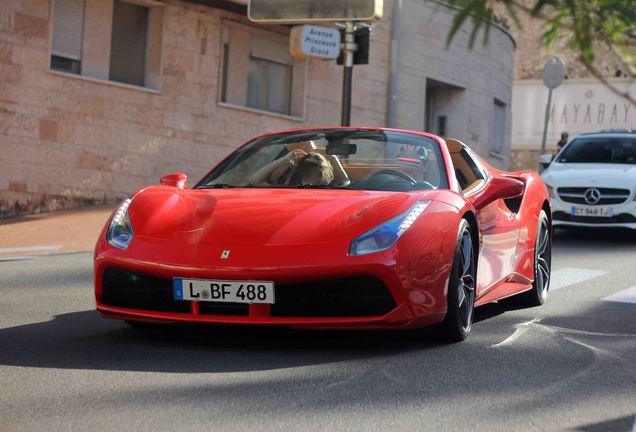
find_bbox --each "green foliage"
[445,0,636,77]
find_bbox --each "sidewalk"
[0,206,115,259]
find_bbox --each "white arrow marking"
[491,317,542,347]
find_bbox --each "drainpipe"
[387,0,402,128]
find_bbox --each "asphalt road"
[1,229,635,432]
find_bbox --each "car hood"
[542,163,636,189]
[127,186,426,246]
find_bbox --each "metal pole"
[341,21,357,126]
[539,88,553,170]
[387,0,402,128]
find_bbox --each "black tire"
[442,219,476,342]
[520,209,551,306]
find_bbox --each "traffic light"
[337,27,370,65]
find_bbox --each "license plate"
[173,278,274,304]
[570,206,613,217]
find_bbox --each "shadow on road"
[0,309,453,373]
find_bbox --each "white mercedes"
[541,130,636,230]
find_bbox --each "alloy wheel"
[535,217,551,300]
[457,230,475,331]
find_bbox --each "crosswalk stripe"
[602,286,636,305]
[549,267,609,291]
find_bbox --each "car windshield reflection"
[196,129,448,192]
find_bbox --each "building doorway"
[425,79,465,138]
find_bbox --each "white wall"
[512,78,636,149]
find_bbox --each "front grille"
[553,211,636,224]
[271,277,396,318]
[102,269,397,319]
[102,268,190,313]
[557,187,631,205]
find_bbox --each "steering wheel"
[367,169,418,185]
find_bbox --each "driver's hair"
[270,152,334,185]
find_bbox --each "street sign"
[542,56,566,90]
[248,0,383,24]
[539,56,567,169]
[290,25,341,59]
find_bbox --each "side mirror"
[472,176,525,210]
[160,172,188,189]
[539,153,553,167]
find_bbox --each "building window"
[491,99,506,155]
[247,57,292,114]
[220,21,306,118]
[50,0,85,74]
[49,0,163,90]
[109,1,148,86]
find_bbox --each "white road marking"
[549,267,609,291]
[491,317,542,347]
[0,256,34,262]
[632,416,636,432]
[602,286,636,305]
[0,245,62,254]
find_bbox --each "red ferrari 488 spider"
[94,127,552,341]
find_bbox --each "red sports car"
[94,127,552,341]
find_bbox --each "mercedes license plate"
[570,206,612,217]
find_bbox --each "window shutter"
[52,0,85,60]
[109,0,148,87]
[250,35,291,65]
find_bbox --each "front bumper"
[550,193,636,230]
[94,237,452,330]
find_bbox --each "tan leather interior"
[286,141,423,183]
[344,163,404,181]
[445,138,484,193]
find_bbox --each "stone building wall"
[0,0,393,217]
[493,3,630,80]
[0,0,515,217]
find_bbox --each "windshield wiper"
[296,184,350,189]
[198,183,237,189]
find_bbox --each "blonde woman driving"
[250,150,336,187]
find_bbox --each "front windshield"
[558,137,636,164]
[196,129,449,191]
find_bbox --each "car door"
[458,149,521,296]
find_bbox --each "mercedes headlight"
[546,184,555,198]
[349,201,430,256]
[107,198,134,250]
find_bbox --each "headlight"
[106,198,134,250]
[546,184,555,198]
[349,201,430,256]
